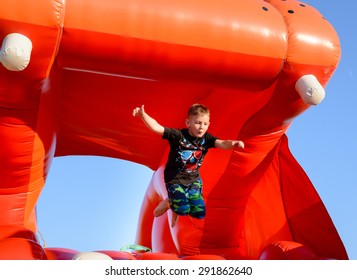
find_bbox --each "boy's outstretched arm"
[215,139,244,150]
[133,105,165,135]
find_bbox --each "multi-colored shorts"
[166,179,205,219]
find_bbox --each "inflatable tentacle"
[0,0,64,259]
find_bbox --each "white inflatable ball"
[295,74,325,105]
[72,252,113,260]
[0,33,32,71]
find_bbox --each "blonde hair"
[187,103,210,117]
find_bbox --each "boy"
[132,104,244,227]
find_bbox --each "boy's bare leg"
[171,212,179,228]
[153,197,170,217]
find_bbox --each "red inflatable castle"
[0,0,348,260]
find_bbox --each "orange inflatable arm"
[0,0,347,259]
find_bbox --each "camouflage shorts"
[166,179,205,219]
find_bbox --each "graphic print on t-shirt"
[163,127,217,184]
[176,137,206,173]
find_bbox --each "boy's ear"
[185,119,190,127]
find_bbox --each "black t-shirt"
[162,127,218,184]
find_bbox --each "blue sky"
[37,0,357,259]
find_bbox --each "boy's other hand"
[234,140,244,149]
[133,105,145,117]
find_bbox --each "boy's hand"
[133,105,145,117]
[233,140,244,149]
[132,105,164,135]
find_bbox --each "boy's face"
[186,113,210,138]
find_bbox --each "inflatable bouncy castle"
[0,0,348,260]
